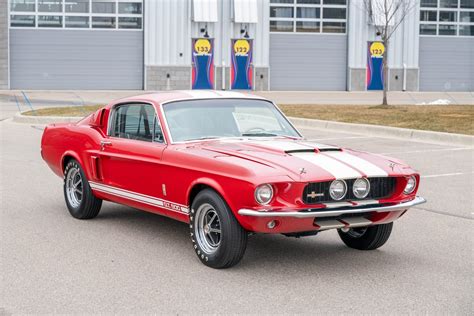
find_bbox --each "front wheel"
[190,189,248,269]
[338,223,393,250]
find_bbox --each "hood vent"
[318,148,342,152]
[285,148,341,154]
[285,149,316,154]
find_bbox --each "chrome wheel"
[65,167,83,208]
[195,203,222,254]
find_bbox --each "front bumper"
[238,196,426,218]
[236,196,426,233]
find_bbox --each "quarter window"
[269,0,347,33]
[420,0,474,36]
[111,104,163,143]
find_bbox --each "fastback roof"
[113,90,266,107]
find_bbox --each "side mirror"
[90,108,106,129]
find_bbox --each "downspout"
[402,14,406,91]
[221,0,226,90]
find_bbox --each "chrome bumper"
[238,196,426,219]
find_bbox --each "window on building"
[10,0,143,30]
[296,21,320,32]
[38,15,63,28]
[420,0,474,36]
[269,0,347,33]
[461,0,474,8]
[65,0,89,13]
[10,15,35,27]
[421,10,438,21]
[92,16,116,29]
[270,20,293,32]
[440,0,458,8]
[270,7,294,18]
[459,24,474,34]
[92,0,116,14]
[10,0,35,12]
[65,16,90,28]
[420,24,437,34]
[118,17,142,29]
[38,0,62,12]
[421,0,438,7]
[119,2,143,14]
[460,11,474,21]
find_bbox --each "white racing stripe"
[291,152,361,179]
[325,151,388,177]
[89,182,189,214]
[249,140,313,152]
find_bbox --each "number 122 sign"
[231,39,253,90]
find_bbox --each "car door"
[96,102,166,203]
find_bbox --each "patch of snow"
[416,99,452,105]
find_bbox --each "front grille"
[302,177,396,204]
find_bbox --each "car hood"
[196,138,413,182]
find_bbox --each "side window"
[111,103,162,143]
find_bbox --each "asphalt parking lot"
[1,118,473,314]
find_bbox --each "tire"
[63,159,102,219]
[190,189,247,269]
[338,222,393,250]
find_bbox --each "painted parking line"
[306,136,373,141]
[380,147,473,155]
[422,171,474,178]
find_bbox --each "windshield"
[162,99,301,142]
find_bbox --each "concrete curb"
[289,117,474,147]
[13,112,82,124]
[12,112,473,147]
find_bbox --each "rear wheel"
[338,223,393,250]
[190,189,247,269]
[64,159,102,219]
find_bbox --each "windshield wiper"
[242,132,278,137]
[185,136,222,141]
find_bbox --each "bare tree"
[362,0,418,105]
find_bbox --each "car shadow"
[93,202,416,274]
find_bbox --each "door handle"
[100,140,112,151]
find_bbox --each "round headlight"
[255,184,274,205]
[404,176,417,194]
[329,180,347,201]
[353,178,370,199]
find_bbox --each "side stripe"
[325,152,388,177]
[89,182,189,214]
[291,152,362,179]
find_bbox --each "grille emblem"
[307,191,324,199]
